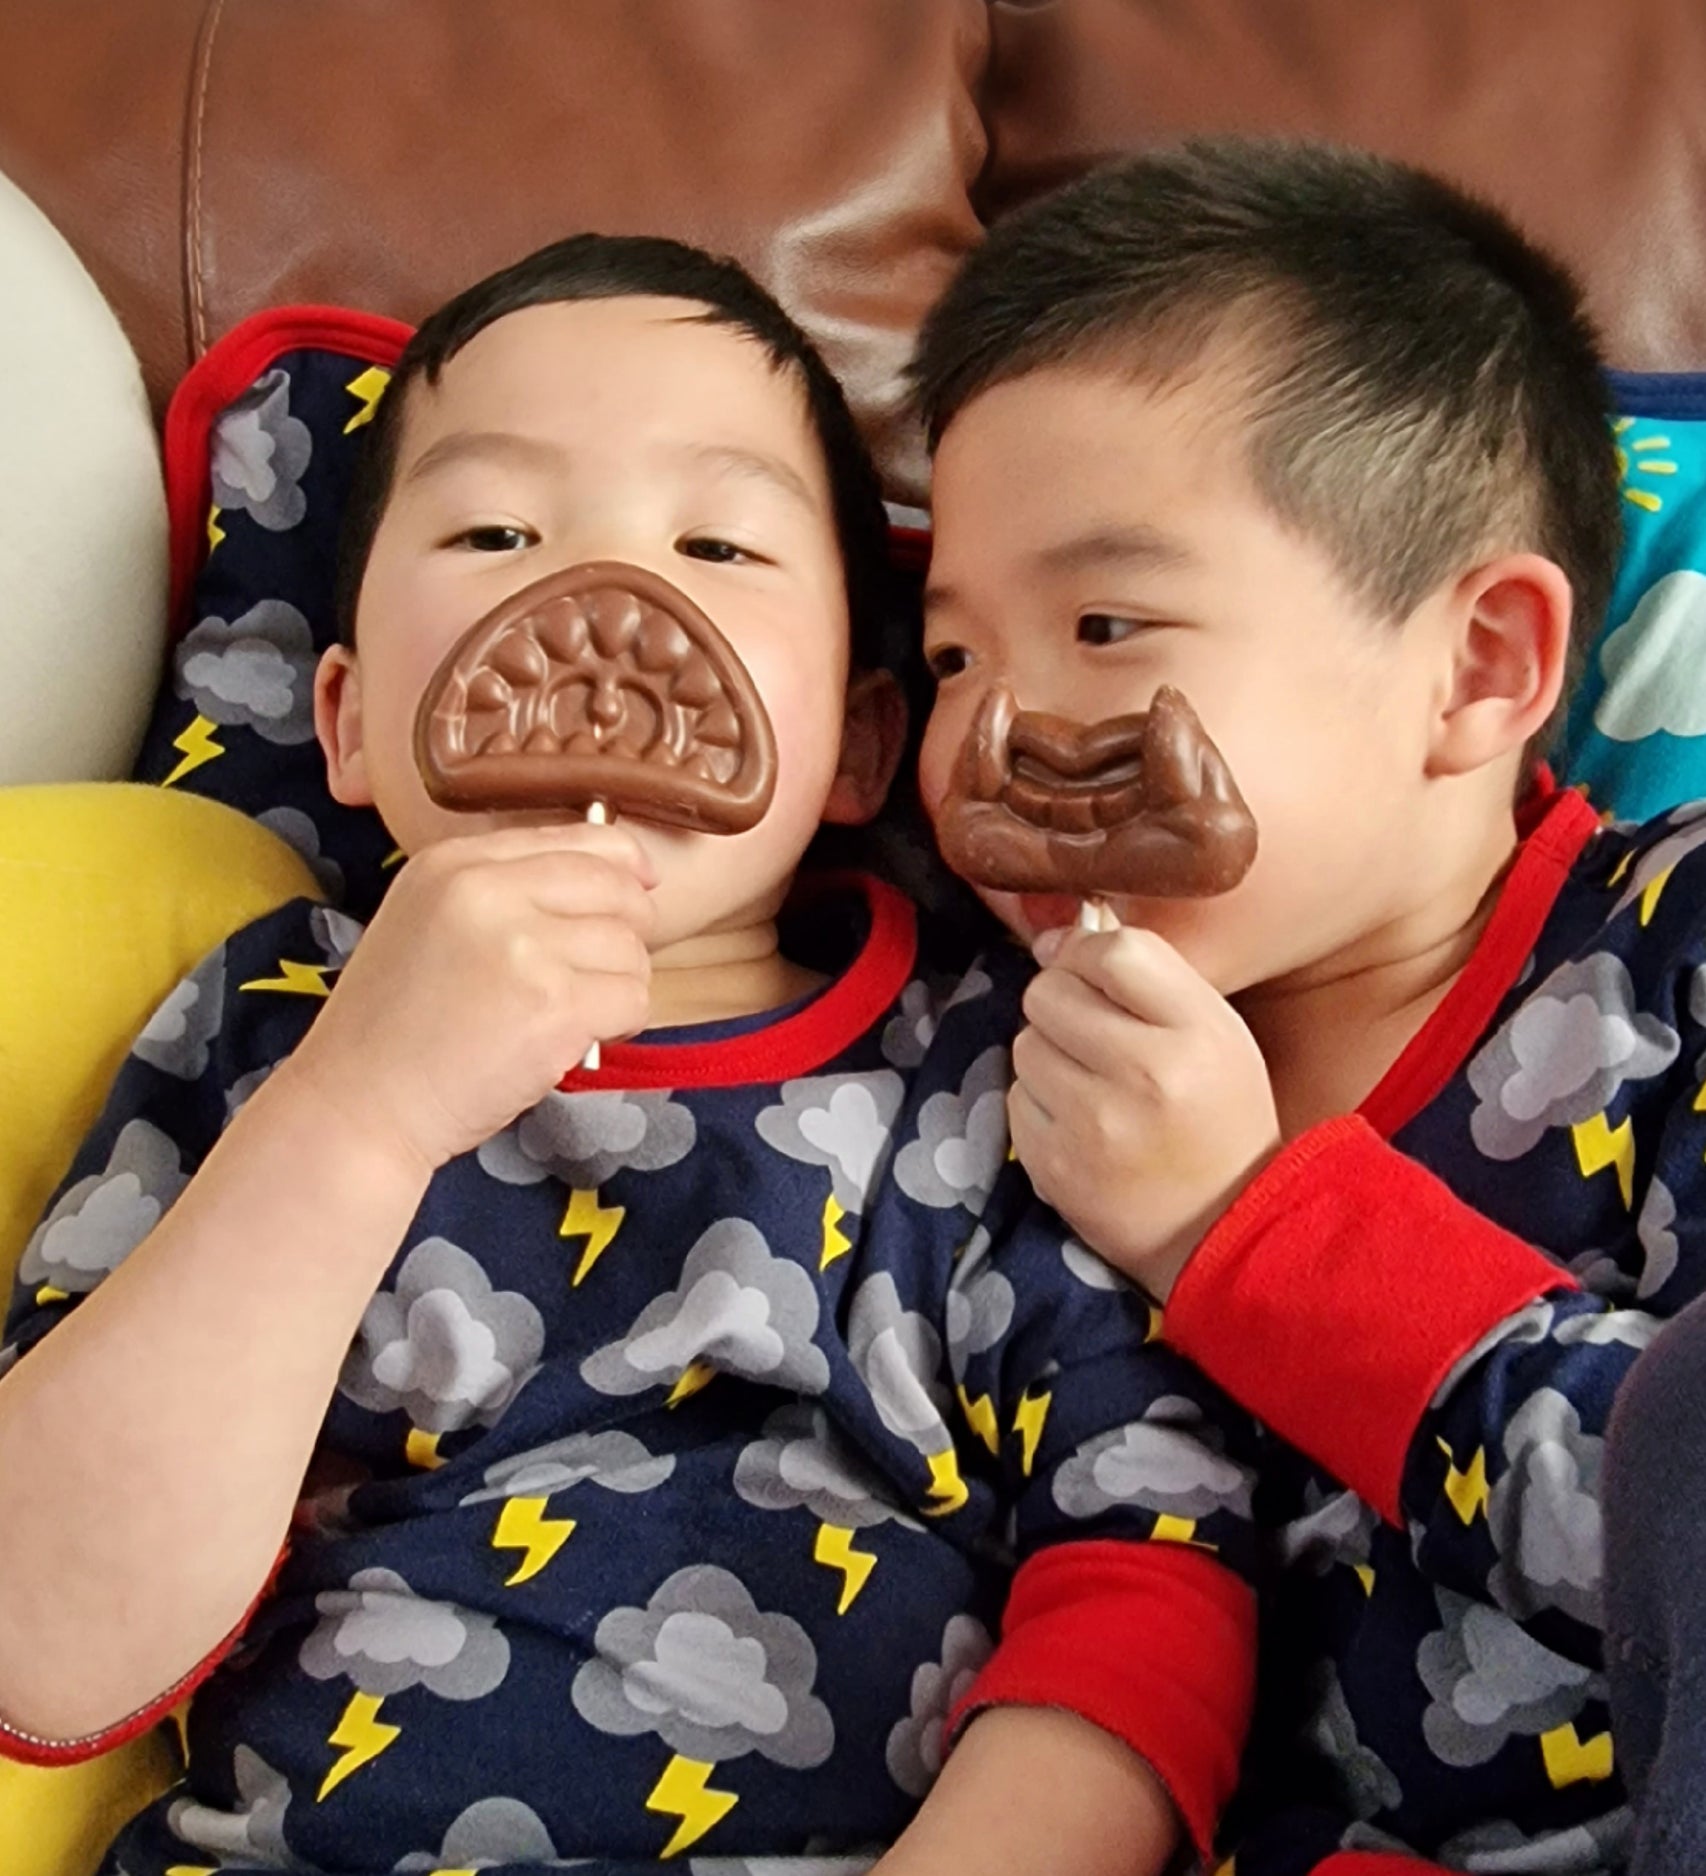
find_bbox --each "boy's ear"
[822,668,908,827]
[314,644,376,808]
[1425,552,1574,779]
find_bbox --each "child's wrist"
[255,1053,442,1195]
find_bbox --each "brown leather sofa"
[4,0,1705,511]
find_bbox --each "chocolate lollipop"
[936,685,1257,921]
[414,561,779,1065]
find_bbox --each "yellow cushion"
[0,782,318,1875]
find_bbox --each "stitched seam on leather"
[186,0,229,355]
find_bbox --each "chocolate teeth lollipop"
[936,684,1258,905]
[415,561,778,832]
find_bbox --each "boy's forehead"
[399,296,815,461]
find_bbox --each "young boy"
[0,236,1258,1875]
[913,141,1677,1874]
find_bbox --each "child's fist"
[1009,923,1281,1300]
[283,823,656,1174]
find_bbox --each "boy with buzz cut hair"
[0,232,1264,1876]
[912,140,1685,1873]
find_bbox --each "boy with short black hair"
[914,140,1675,1873]
[0,233,1258,1876]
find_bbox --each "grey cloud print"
[943,1228,1014,1384]
[895,1046,1009,1213]
[1636,1176,1679,1301]
[259,806,346,902]
[582,1217,830,1400]
[211,367,313,531]
[1418,1589,1597,1767]
[1431,1301,1556,1410]
[395,1797,582,1870]
[300,1566,509,1700]
[461,1428,675,1506]
[1436,1807,1631,1873]
[573,1564,833,1767]
[167,1745,302,1869]
[885,1612,993,1798]
[755,1072,905,1214]
[1487,1388,1605,1627]
[1274,1481,1377,1576]
[1467,952,1678,1160]
[1060,1238,1127,1292]
[1302,1661,1402,1821]
[480,1088,696,1190]
[175,600,318,744]
[848,1272,952,1456]
[21,1119,187,1295]
[311,905,365,971]
[879,969,993,1069]
[339,1237,545,1434]
[733,1402,919,1532]
[1610,805,1706,924]
[1053,1395,1254,1522]
[133,946,226,1080]
[693,1860,875,1876]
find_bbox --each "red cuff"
[1314,1858,1452,1874]
[951,1538,1255,1865]
[1165,1116,1574,1526]
[0,1547,287,1767]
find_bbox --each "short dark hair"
[911,139,1622,748]
[335,232,895,672]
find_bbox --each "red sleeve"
[1163,1115,1574,1526]
[1315,1858,1453,1874]
[950,1537,1256,1866]
[0,1548,287,1767]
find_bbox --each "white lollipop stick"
[580,801,609,1072]
[1079,898,1119,933]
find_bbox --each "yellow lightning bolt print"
[819,1192,852,1271]
[380,846,406,870]
[1639,865,1675,927]
[956,1385,1000,1455]
[34,1285,68,1307]
[404,1429,443,1471]
[922,1446,969,1517]
[491,1495,575,1585]
[239,959,334,998]
[1572,1113,1636,1210]
[343,365,392,434]
[318,1690,400,1800]
[1607,850,1634,889]
[162,714,226,788]
[166,1865,218,1876]
[1436,1437,1490,1524]
[206,504,226,553]
[561,1189,625,1286]
[646,1754,737,1857]
[1151,1514,1201,1546]
[813,1522,877,1614]
[667,1360,716,1409]
[1012,1388,1052,1478]
[1353,1564,1376,1596]
[1540,1721,1614,1789]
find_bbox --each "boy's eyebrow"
[401,429,570,487]
[1031,523,1198,578]
[672,441,819,513]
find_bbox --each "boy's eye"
[453,525,535,553]
[679,536,755,566]
[1077,614,1144,646]
[927,645,971,682]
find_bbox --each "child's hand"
[1010,923,1281,1301]
[285,823,657,1174]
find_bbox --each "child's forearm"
[875,1706,1179,1876]
[0,1060,432,1745]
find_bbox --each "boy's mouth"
[938,685,1258,899]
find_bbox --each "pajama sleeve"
[950,1193,1263,1864]
[0,898,330,1762]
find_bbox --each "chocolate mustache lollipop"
[415,561,779,1066]
[936,685,1257,930]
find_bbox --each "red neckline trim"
[163,304,414,629]
[1359,783,1601,1139]
[557,873,917,1092]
